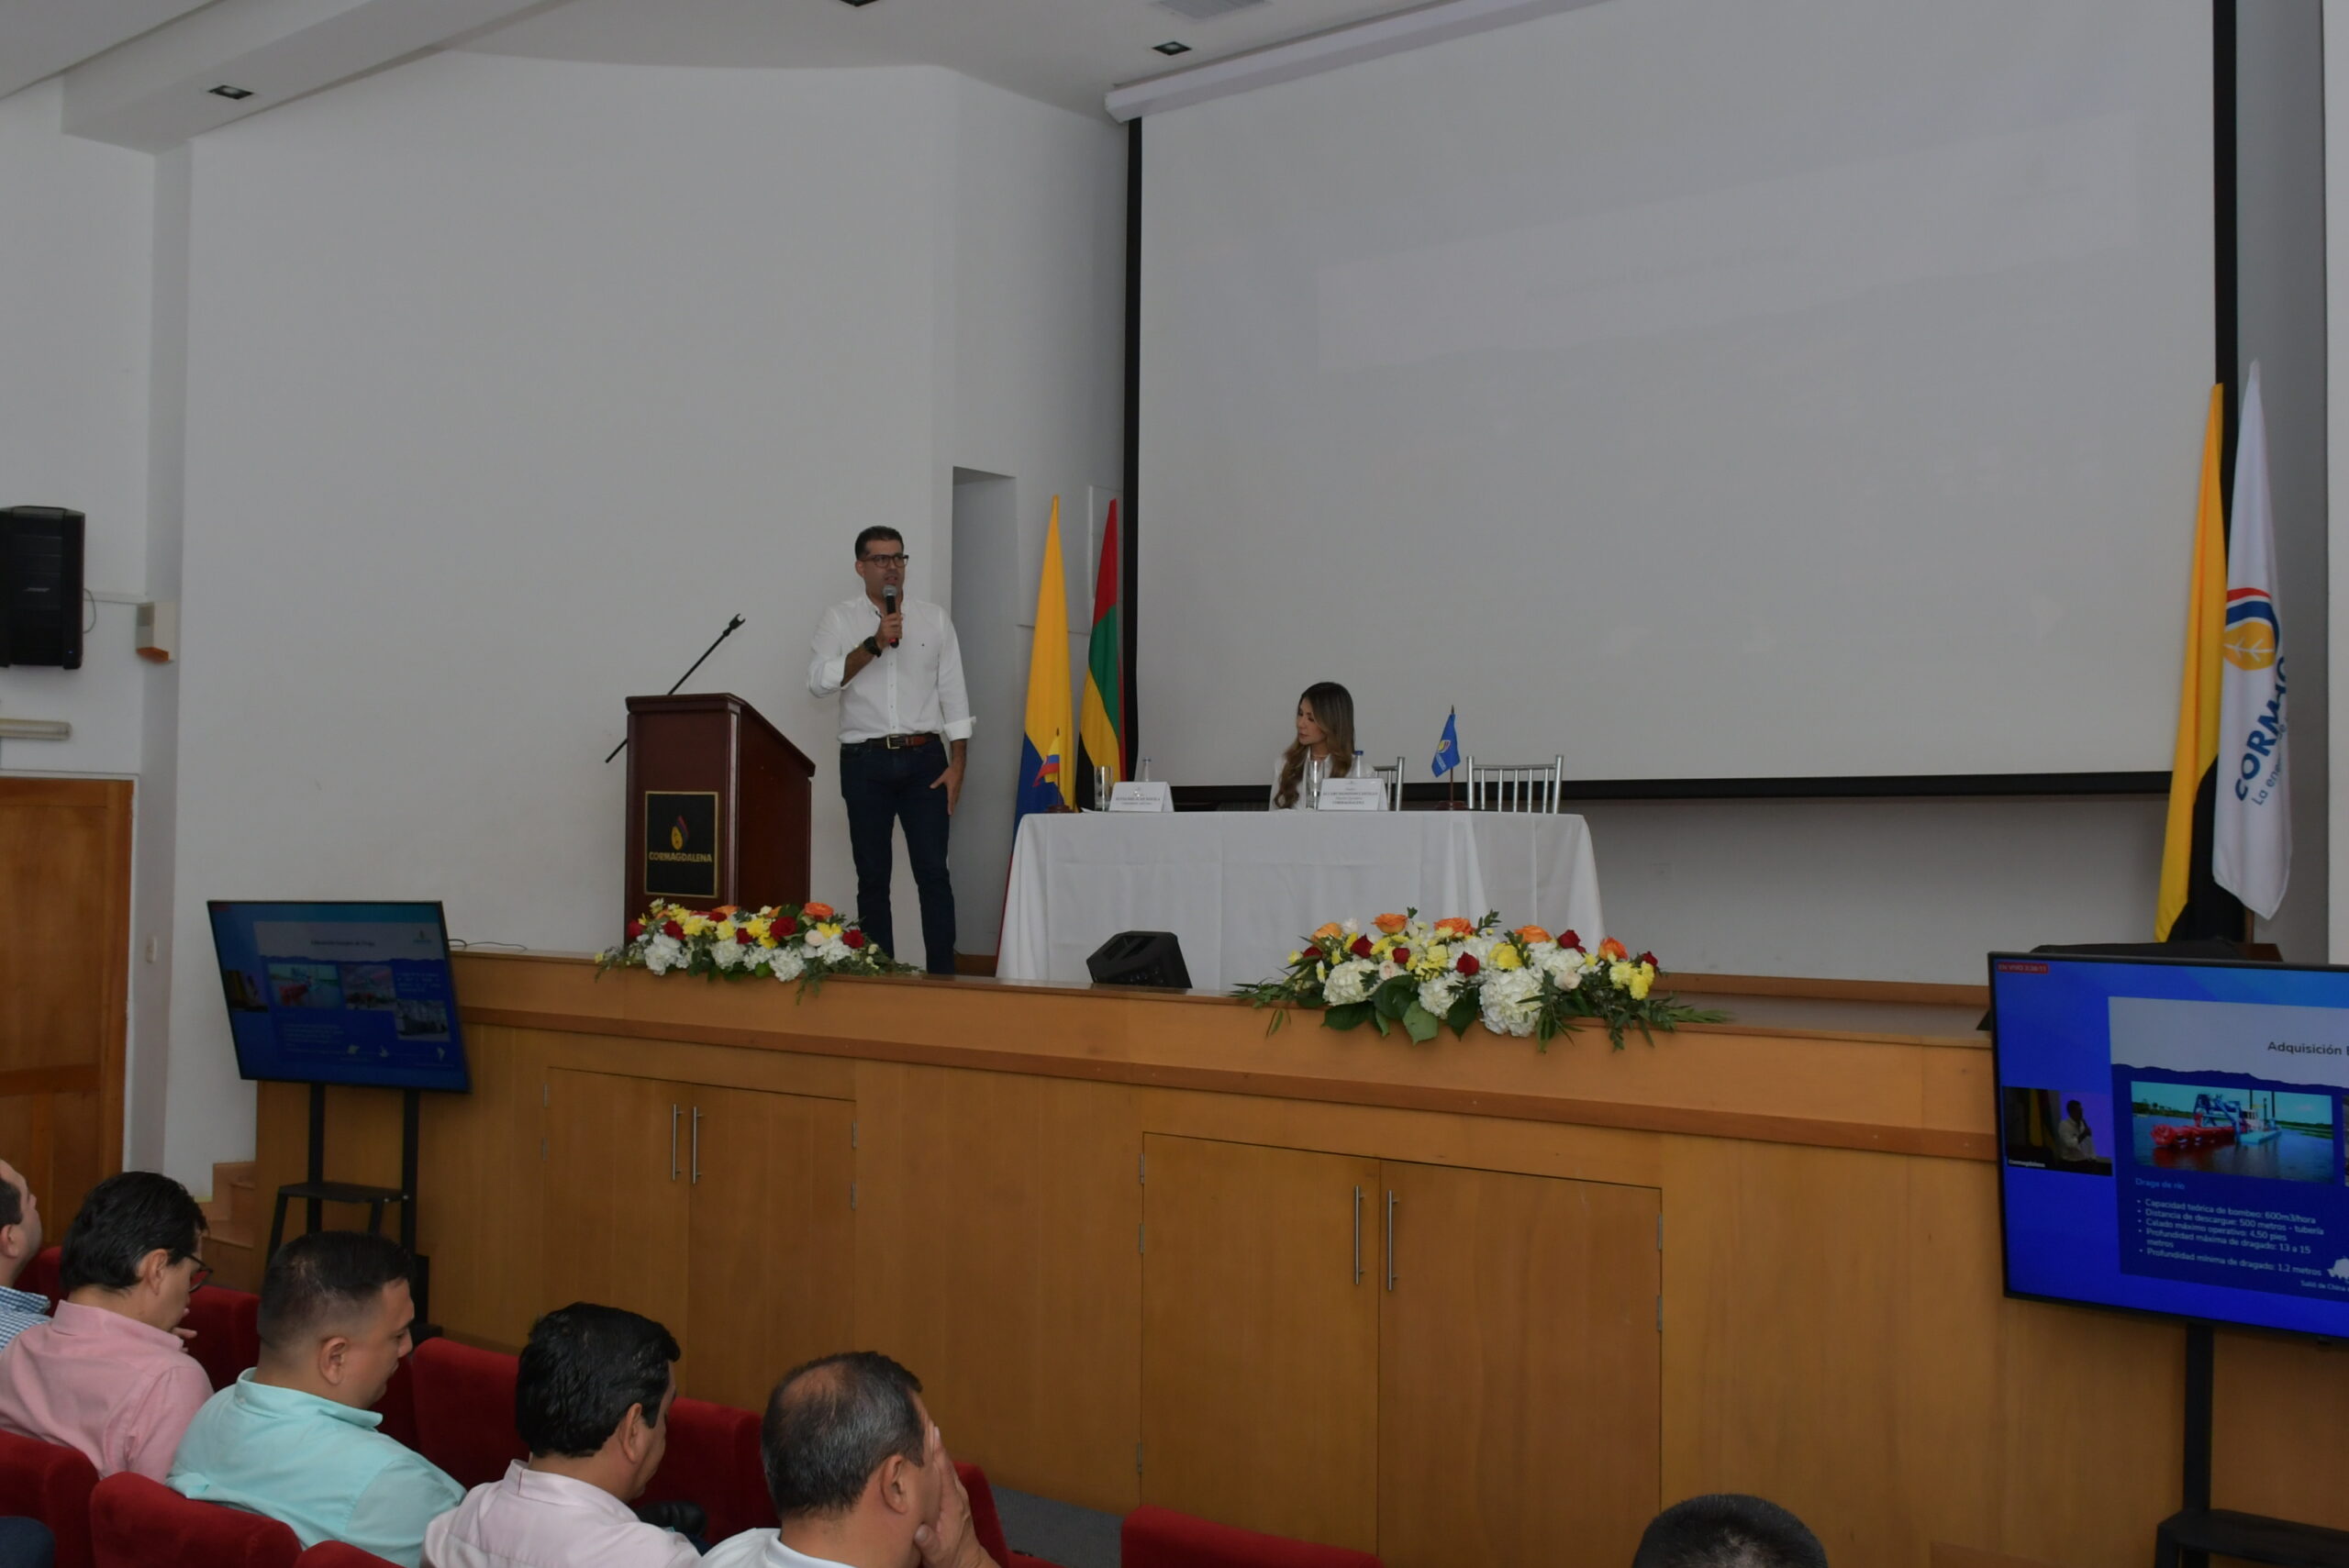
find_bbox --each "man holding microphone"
[807,527,971,976]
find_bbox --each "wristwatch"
[862,635,883,658]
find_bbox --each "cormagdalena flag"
[1077,499,1126,804]
[2154,386,2227,940]
[1015,496,1076,824]
[2212,362,2289,918]
[1431,707,1460,778]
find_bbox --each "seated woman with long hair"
[1272,682,1377,809]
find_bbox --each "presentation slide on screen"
[1996,960,2349,1336]
[207,903,469,1091]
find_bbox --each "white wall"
[156,52,1125,1186]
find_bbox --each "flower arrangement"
[1234,910,1725,1048]
[596,900,918,995]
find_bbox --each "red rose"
[734,927,754,944]
[1560,930,1581,951]
[1456,953,1481,977]
[1350,936,1375,959]
[844,929,867,951]
[1638,951,1656,967]
[775,916,799,938]
[626,919,644,940]
[1392,947,1409,966]
[661,920,684,940]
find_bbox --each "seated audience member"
[0,1518,53,1568]
[0,1160,49,1349]
[170,1230,460,1568]
[424,1302,698,1568]
[704,1351,994,1568]
[0,1171,212,1479]
[1632,1495,1828,1568]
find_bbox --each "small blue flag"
[1431,707,1460,777]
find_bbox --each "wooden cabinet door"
[683,1084,854,1411]
[1376,1162,1662,1568]
[541,1070,691,1333]
[1140,1135,1380,1552]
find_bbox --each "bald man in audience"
[0,1171,212,1480]
[703,1351,996,1568]
[170,1230,460,1567]
[0,1160,49,1351]
[425,1302,699,1568]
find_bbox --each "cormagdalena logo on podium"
[643,791,719,898]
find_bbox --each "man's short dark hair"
[761,1351,926,1518]
[853,527,904,561]
[0,1168,22,1232]
[1632,1495,1827,1568]
[258,1230,411,1351]
[59,1172,205,1295]
[518,1303,681,1458]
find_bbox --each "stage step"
[201,1161,262,1291]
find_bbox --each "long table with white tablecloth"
[995,810,1604,987]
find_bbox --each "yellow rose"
[1490,943,1521,971]
[1629,971,1653,1000]
[680,915,712,938]
[1609,961,1635,987]
[1426,943,1449,968]
[747,917,773,942]
[814,922,844,942]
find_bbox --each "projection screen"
[1136,0,2215,783]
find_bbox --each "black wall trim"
[1122,119,1143,766]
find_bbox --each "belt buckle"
[884,734,906,751]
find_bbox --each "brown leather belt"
[848,733,937,751]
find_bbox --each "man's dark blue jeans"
[840,740,956,974]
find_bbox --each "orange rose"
[1374,913,1408,935]
[1598,937,1628,961]
[802,902,837,922]
[1434,917,1475,937]
[712,905,740,917]
[1514,925,1553,946]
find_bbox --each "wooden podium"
[622,694,815,930]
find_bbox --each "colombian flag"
[1077,500,1127,805]
[1016,497,1075,823]
[2155,386,2228,940]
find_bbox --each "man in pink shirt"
[425,1303,699,1568]
[0,1170,214,1481]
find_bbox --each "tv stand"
[263,1082,432,1328]
[2154,1322,2349,1566]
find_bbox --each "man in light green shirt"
[170,1230,460,1567]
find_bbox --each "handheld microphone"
[883,584,900,647]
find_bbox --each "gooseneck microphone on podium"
[883,584,900,646]
[602,613,746,763]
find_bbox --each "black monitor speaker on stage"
[0,506,85,669]
[1087,930,1190,990]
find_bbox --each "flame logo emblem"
[2222,588,2279,672]
[670,817,688,851]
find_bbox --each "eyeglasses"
[861,552,910,566]
[185,1259,214,1293]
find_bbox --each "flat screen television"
[207,901,472,1094]
[1991,951,2349,1340]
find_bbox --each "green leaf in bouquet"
[1443,993,1480,1037]
[1401,1002,1441,1043]
[1372,977,1414,1020]
[1322,1001,1374,1031]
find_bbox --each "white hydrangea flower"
[1378,959,1404,983]
[711,940,748,970]
[1462,934,1497,962]
[1323,959,1376,1006]
[1540,948,1584,988]
[1341,918,1362,936]
[1478,967,1543,1037]
[768,947,807,983]
[1417,976,1460,1017]
[819,937,856,964]
[643,934,685,974]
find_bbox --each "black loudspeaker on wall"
[1086,930,1191,990]
[0,506,86,669]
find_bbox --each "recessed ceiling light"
[208,84,254,100]
[1153,40,1192,55]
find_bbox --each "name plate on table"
[1314,778,1386,811]
[1108,782,1174,813]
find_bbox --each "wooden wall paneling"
[1375,1162,1661,1568]
[2210,1328,2349,1533]
[545,1029,855,1101]
[1139,1134,1380,1552]
[683,1085,854,1411]
[541,1070,691,1334]
[852,1062,1143,1514]
[416,1024,547,1348]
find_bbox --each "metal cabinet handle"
[1385,1189,1397,1292]
[691,1106,703,1185]
[1353,1185,1364,1284]
[670,1104,681,1182]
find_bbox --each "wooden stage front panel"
[241,954,2349,1568]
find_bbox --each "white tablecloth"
[996,811,1605,989]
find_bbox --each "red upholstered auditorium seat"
[370,1356,418,1452]
[1120,1506,1382,1568]
[0,1431,96,1568]
[636,1392,775,1543]
[89,1472,300,1568]
[407,1337,525,1488]
[183,1286,263,1391]
[294,1544,401,1566]
[954,1463,1063,1568]
[16,1246,61,1307]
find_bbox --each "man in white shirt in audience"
[704,1351,995,1568]
[0,1160,49,1351]
[171,1230,460,1567]
[425,1302,699,1567]
[807,527,974,976]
